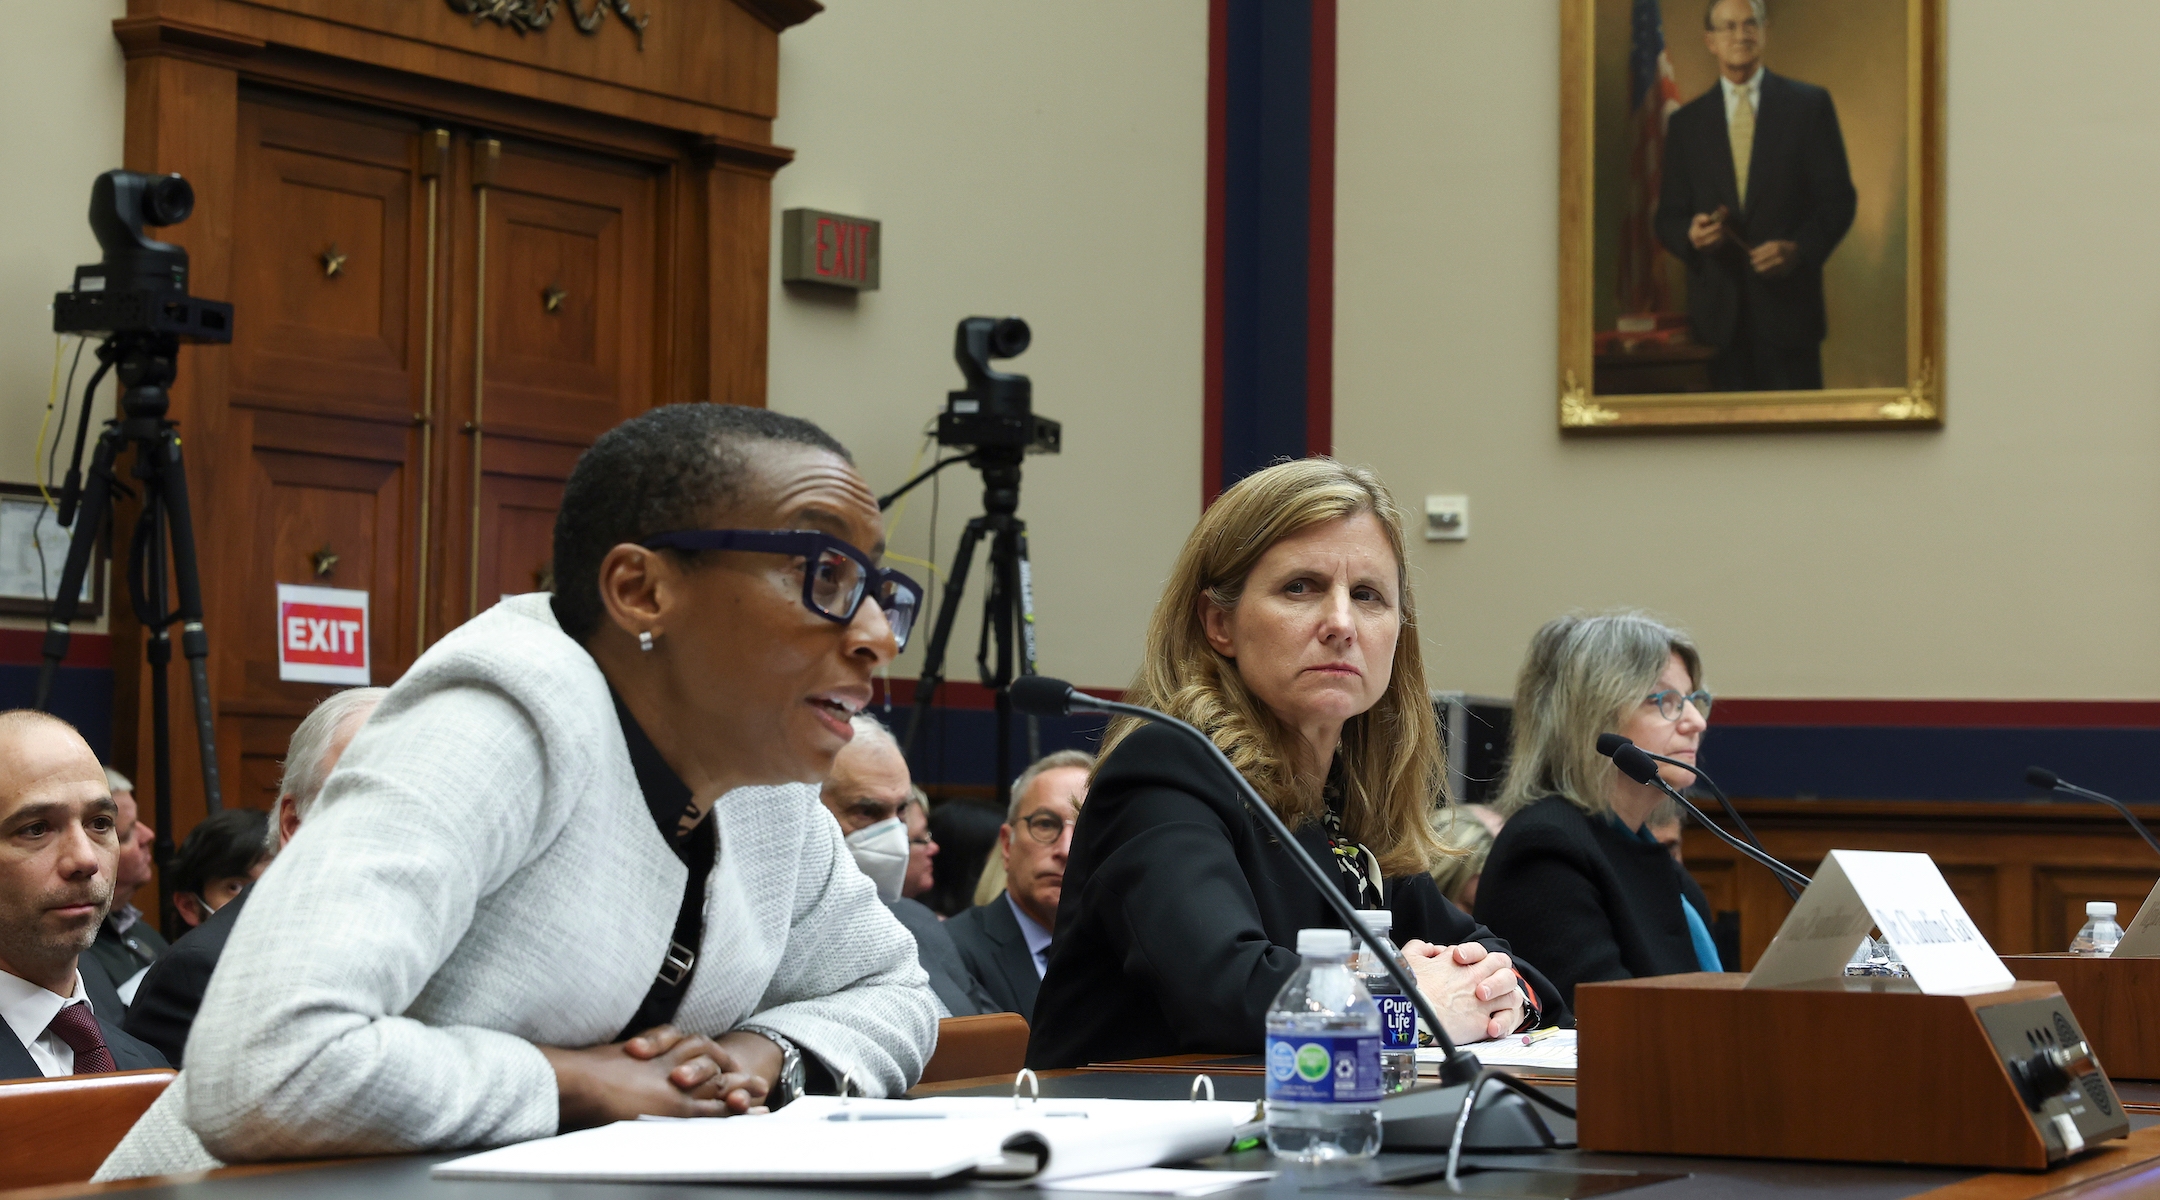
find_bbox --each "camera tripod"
[894,448,1042,811]
[36,331,224,934]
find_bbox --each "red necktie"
[46,1003,116,1075]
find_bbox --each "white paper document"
[1417,1029,1577,1074]
[432,1096,1260,1186]
[1746,849,2013,994]
[1040,1167,1276,1195]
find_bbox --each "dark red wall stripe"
[1304,0,1335,459]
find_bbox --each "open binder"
[433,1081,1260,1186]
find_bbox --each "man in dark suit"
[84,771,167,997]
[124,687,384,1066]
[1655,0,1856,391]
[0,710,167,1079]
[947,750,1093,1023]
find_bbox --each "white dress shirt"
[1719,66,1764,122]
[1004,891,1055,978]
[0,967,89,1077]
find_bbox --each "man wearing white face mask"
[821,717,995,1018]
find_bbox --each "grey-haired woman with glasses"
[1472,611,1720,1011]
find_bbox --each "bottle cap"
[1297,928,1353,956]
[1355,910,1393,933]
[2089,901,2118,917]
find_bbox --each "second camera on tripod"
[937,316,1060,456]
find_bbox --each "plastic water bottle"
[1265,928,1383,1162]
[2070,902,2124,957]
[1353,910,1418,1094]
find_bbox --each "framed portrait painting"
[1558,0,1944,431]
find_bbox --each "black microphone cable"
[1596,734,1801,902]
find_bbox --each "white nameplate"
[1746,849,2014,994]
[2108,878,2160,958]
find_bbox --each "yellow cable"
[33,336,65,509]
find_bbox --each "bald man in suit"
[0,710,166,1079]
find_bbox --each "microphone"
[1597,735,1811,891]
[1596,734,1800,903]
[2027,767,2160,859]
[1008,676,1485,1085]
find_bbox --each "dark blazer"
[1474,795,1715,1012]
[1654,71,1856,350]
[124,883,252,1066]
[887,898,999,1018]
[947,894,1043,1022]
[85,910,168,993]
[1026,722,1566,1069]
[0,961,170,1081]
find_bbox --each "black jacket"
[947,894,1044,1022]
[123,883,253,1066]
[0,957,170,1081]
[85,909,168,991]
[1653,70,1856,349]
[1474,795,1715,1012]
[1026,722,1565,1069]
[887,897,999,1018]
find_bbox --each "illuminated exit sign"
[781,208,881,291]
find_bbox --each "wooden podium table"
[2005,954,2160,1080]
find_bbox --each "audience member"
[821,716,996,1017]
[0,711,167,1079]
[167,811,270,929]
[901,786,937,901]
[1028,459,1563,1070]
[1474,612,1721,1011]
[923,800,1004,917]
[1647,797,1686,863]
[85,768,167,997]
[1428,807,1498,910]
[124,688,383,1068]
[946,749,1090,1022]
[97,404,936,1178]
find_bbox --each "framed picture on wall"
[0,482,105,619]
[1558,0,1944,432]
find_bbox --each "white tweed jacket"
[99,594,936,1177]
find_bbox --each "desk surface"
[10,1073,2160,1200]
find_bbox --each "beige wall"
[1336,0,2160,701]
[767,0,1207,692]
[0,0,126,634]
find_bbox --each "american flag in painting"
[1618,0,1682,319]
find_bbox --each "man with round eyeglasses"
[947,750,1092,1023]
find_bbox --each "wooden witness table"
[11,1060,2160,1200]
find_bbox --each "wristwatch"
[742,1026,805,1109]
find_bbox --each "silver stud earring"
[638,630,655,653]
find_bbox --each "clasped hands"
[542,1025,782,1131]
[1686,206,1799,278]
[1398,939,1526,1044]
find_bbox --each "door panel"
[231,96,423,423]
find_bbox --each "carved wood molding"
[112,15,266,63]
[733,0,825,33]
[447,0,650,49]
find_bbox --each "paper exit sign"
[781,208,881,290]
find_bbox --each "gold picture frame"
[1558,0,1943,433]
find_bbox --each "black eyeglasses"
[1645,689,1714,721]
[1016,811,1076,845]
[640,529,923,650]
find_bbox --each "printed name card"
[276,583,371,685]
[2108,878,2160,958]
[1746,849,2013,994]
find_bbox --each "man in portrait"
[1655,0,1856,391]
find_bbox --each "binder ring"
[1190,1074,1215,1103]
[1013,1067,1040,1108]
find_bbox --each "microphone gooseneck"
[1626,744,1799,902]
[2027,766,2160,859]
[1598,736,1811,891]
[1011,677,1490,1087]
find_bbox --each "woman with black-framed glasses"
[103,404,941,1179]
[1471,611,1725,1012]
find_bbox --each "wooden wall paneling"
[1682,800,2160,965]
[704,160,778,406]
[115,50,241,856]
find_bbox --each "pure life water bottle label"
[1376,995,1417,1051]
[1266,1034,1382,1104]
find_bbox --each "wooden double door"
[213,89,659,806]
